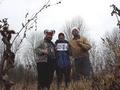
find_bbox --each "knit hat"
[58,32,64,37]
[72,27,80,35]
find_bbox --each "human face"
[59,35,65,40]
[72,29,79,37]
[46,34,52,41]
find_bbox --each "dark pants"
[37,61,55,90]
[56,66,71,88]
[74,56,93,80]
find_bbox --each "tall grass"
[1,70,120,90]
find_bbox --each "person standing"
[34,30,56,90]
[55,33,71,90]
[69,27,93,80]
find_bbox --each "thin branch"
[11,5,46,45]
[11,0,61,46]
[11,0,62,54]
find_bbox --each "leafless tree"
[110,4,120,29]
[89,41,102,73]
[23,31,44,73]
[63,16,87,41]
[0,0,62,90]
[101,28,120,72]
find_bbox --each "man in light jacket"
[69,27,93,80]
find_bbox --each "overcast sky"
[0,0,120,41]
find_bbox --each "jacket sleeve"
[77,37,91,51]
[34,42,46,55]
[68,42,72,56]
[34,46,43,55]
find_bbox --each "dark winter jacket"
[55,39,71,68]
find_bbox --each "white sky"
[0,0,120,41]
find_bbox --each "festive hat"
[44,29,55,36]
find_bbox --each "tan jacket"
[69,36,91,58]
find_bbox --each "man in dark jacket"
[34,30,56,90]
[55,33,71,90]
